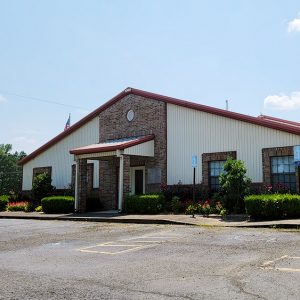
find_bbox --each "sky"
[1,0,300,154]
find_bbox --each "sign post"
[192,155,198,203]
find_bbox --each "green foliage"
[219,158,251,213]
[32,173,55,202]
[244,194,300,219]
[124,194,165,214]
[0,195,9,211]
[0,144,26,195]
[220,209,228,219]
[200,201,211,216]
[35,205,43,212]
[7,201,29,211]
[185,204,198,217]
[171,196,180,214]
[161,183,209,202]
[41,196,74,214]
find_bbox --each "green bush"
[244,194,300,219]
[41,196,74,214]
[185,204,198,217]
[0,195,9,211]
[124,194,165,214]
[32,173,55,202]
[171,196,180,213]
[35,205,43,212]
[220,158,251,213]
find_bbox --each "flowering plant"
[7,201,29,211]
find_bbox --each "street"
[0,219,299,299]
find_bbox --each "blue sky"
[1,0,300,154]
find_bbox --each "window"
[32,167,52,184]
[271,156,296,192]
[209,160,225,191]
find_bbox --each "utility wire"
[0,90,91,110]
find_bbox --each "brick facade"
[77,159,87,212]
[262,146,299,191]
[202,151,236,188]
[98,94,167,210]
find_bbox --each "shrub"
[171,196,180,214]
[161,184,209,202]
[219,158,251,213]
[124,194,165,214]
[201,201,211,216]
[35,205,43,212]
[244,194,300,219]
[32,173,55,202]
[0,195,9,211]
[7,201,29,211]
[220,209,228,219]
[185,204,198,217]
[41,196,74,214]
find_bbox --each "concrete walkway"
[0,211,299,228]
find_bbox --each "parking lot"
[0,219,299,299]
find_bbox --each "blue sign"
[294,145,300,163]
[192,155,198,168]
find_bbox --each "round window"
[126,109,135,122]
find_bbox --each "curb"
[0,214,299,228]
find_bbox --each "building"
[19,88,300,212]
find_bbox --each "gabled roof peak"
[19,87,300,165]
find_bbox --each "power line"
[0,90,91,110]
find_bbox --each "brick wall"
[98,94,167,208]
[262,146,299,191]
[202,151,236,188]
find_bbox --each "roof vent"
[124,87,132,93]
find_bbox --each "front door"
[130,166,145,195]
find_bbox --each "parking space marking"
[79,231,183,255]
[260,255,300,272]
[79,243,153,255]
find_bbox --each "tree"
[0,144,26,195]
[219,158,251,213]
[32,172,55,202]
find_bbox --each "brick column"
[122,155,130,209]
[77,158,87,213]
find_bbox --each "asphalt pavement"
[0,219,299,299]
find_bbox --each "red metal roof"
[69,135,155,155]
[257,114,300,128]
[19,87,300,165]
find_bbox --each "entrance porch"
[70,135,156,212]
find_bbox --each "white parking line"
[78,231,182,255]
[260,255,300,272]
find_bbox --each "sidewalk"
[0,211,299,228]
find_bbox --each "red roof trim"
[258,114,300,128]
[69,135,155,155]
[19,87,300,165]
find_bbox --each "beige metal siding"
[167,104,300,185]
[22,117,99,190]
[124,140,154,157]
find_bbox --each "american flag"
[64,114,71,131]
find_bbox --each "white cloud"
[0,94,7,103]
[264,91,300,110]
[288,15,300,32]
